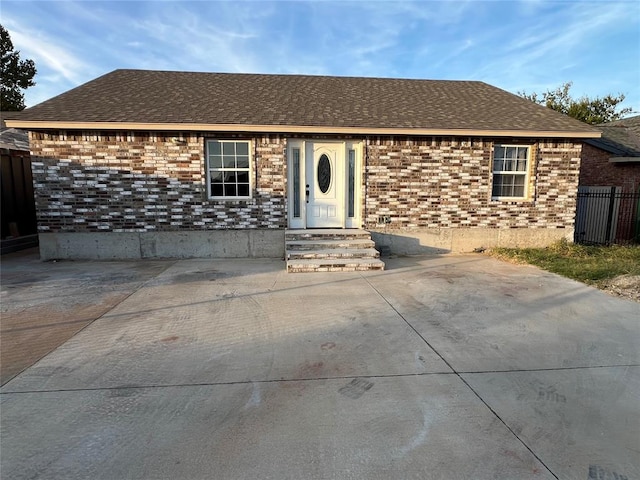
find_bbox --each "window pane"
[222,143,235,155]
[208,141,221,155]
[210,171,223,183]
[211,183,224,196]
[237,184,250,197]
[504,159,515,171]
[516,159,527,171]
[493,159,503,172]
[317,154,331,194]
[224,184,237,196]
[493,173,526,198]
[348,149,355,218]
[500,175,514,196]
[492,175,503,197]
[237,171,249,183]
[505,147,516,159]
[517,147,527,159]
[237,156,249,168]
[223,156,236,168]
[209,155,222,169]
[236,142,249,155]
[494,146,505,159]
[224,172,236,182]
[293,148,300,218]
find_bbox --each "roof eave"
[609,156,640,163]
[4,120,602,139]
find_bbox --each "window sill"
[491,196,531,202]
[208,196,253,202]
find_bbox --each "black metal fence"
[574,186,640,245]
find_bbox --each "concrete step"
[285,239,376,251]
[287,248,380,260]
[285,229,372,241]
[287,258,385,273]
[284,229,384,273]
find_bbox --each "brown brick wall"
[29,131,287,233]
[363,137,581,229]
[29,132,582,234]
[580,143,640,193]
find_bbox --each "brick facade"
[580,143,640,193]
[363,137,581,229]
[29,131,287,233]
[29,131,583,256]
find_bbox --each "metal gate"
[574,186,640,245]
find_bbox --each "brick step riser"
[286,242,375,251]
[285,235,371,242]
[287,266,385,273]
[288,252,380,260]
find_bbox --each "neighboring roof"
[6,69,600,138]
[586,115,640,157]
[0,112,29,151]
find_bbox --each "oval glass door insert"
[317,154,331,193]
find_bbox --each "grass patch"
[490,240,640,286]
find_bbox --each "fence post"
[604,186,617,244]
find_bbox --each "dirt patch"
[598,275,640,303]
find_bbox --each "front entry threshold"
[285,229,385,273]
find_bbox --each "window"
[348,148,355,218]
[492,145,529,198]
[206,140,251,199]
[292,148,301,217]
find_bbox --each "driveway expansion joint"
[0,371,458,395]
[361,274,561,480]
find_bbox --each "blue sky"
[2,0,639,115]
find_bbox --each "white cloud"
[1,15,97,106]
[10,29,88,85]
[468,1,638,95]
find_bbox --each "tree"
[1,25,36,111]
[518,82,633,125]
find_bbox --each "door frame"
[287,139,363,229]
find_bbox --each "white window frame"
[206,139,252,200]
[491,144,530,200]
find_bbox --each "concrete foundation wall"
[371,227,573,255]
[38,230,285,260]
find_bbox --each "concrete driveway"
[1,252,638,479]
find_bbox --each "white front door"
[306,142,343,228]
[287,140,362,229]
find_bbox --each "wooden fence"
[1,149,37,242]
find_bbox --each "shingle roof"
[586,115,640,157]
[0,113,29,151]
[8,69,599,136]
